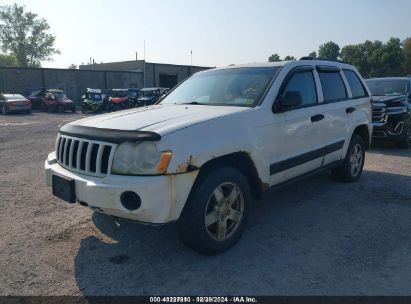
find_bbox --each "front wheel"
[332,134,365,182]
[2,103,7,115]
[395,125,411,149]
[178,167,251,255]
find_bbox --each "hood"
[372,95,408,103]
[68,104,247,136]
[111,97,128,103]
[138,96,155,101]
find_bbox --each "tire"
[81,107,87,114]
[395,125,411,149]
[332,134,365,182]
[178,166,251,255]
[1,103,7,115]
[40,104,47,112]
[57,105,64,113]
[71,107,76,113]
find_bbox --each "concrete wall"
[0,67,143,103]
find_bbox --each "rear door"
[316,66,352,165]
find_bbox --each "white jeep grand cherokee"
[45,59,372,254]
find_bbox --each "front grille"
[56,134,117,177]
[372,104,387,124]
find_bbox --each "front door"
[269,67,326,185]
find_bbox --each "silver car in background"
[0,94,32,115]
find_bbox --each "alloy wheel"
[204,182,244,241]
[349,143,363,176]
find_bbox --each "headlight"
[112,141,172,175]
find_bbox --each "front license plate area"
[52,175,76,203]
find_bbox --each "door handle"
[311,114,325,122]
[346,107,356,113]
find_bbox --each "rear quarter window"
[343,70,368,98]
[318,71,347,102]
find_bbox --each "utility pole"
[190,50,193,66]
[143,40,146,88]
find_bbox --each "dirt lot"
[0,111,411,296]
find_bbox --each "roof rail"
[299,57,349,64]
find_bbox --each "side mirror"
[281,91,303,107]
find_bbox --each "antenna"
[190,50,192,66]
[144,40,146,60]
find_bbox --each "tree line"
[268,37,411,78]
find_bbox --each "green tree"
[268,53,281,62]
[404,37,411,75]
[283,55,296,61]
[68,64,77,69]
[0,53,17,66]
[378,37,403,76]
[341,38,404,77]
[318,41,340,60]
[0,4,60,67]
[308,51,317,58]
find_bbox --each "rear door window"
[318,71,347,102]
[343,70,367,98]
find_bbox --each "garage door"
[159,74,178,89]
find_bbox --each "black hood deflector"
[59,124,161,143]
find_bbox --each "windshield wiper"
[179,101,207,105]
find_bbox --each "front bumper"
[372,112,409,141]
[45,152,198,224]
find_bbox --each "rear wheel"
[332,134,365,182]
[178,167,251,255]
[57,105,64,113]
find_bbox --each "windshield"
[140,90,158,97]
[111,91,127,97]
[128,91,139,97]
[160,67,279,107]
[88,93,102,101]
[54,92,67,100]
[4,94,25,100]
[366,80,409,96]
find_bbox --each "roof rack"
[299,57,349,64]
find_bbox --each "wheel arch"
[189,152,266,201]
[352,124,371,150]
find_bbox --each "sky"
[1,0,411,68]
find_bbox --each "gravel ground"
[0,111,410,296]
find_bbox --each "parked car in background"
[26,87,46,110]
[81,88,106,114]
[127,88,140,107]
[1,93,31,114]
[45,59,372,254]
[137,87,168,106]
[41,89,76,113]
[106,89,130,112]
[366,77,411,148]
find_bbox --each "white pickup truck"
[45,59,372,254]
